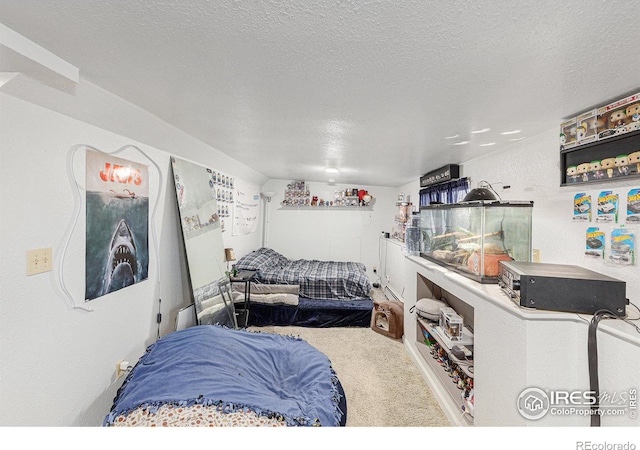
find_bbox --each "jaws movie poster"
[85,150,149,301]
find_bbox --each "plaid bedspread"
[236,248,372,300]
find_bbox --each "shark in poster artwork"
[85,150,149,301]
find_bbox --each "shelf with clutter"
[279,180,374,209]
[560,91,640,186]
[413,274,475,424]
[391,193,413,242]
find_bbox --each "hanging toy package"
[585,226,605,259]
[573,192,591,222]
[596,190,618,224]
[607,226,635,266]
[625,188,640,224]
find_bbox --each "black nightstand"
[229,270,256,327]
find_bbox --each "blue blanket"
[104,325,343,426]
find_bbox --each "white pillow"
[415,297,447,321]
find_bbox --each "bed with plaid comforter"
[235,248,372,300]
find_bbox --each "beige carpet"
[251,324,449,427]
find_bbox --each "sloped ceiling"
[1,0,639,187]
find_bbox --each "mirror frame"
[170,156,236,328]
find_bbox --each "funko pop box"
[596,92,640,140]
[560,91,640,150]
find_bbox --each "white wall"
[257,179,399,280]
[398,129,640,306]
[0,76,266,426]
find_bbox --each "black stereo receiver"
[498,261,627,316]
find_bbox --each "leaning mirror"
[170,156,236,328]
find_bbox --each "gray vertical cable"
[588,313,602,426]
[587,309,616,426]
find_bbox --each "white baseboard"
[383,285,404,303]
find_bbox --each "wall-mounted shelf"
[561,130,640,186]
[278,206,373,211]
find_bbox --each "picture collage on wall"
[210,170,235,233]
[574,189,637,265]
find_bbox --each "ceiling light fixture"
[510,137,524,142]
[325,167,339,174]
[471,128,491,134]
[445,135,459,139]
[452,141,469,146]
[501,130,521,135]
[479,142,496,147]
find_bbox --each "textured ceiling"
[1,0,640,187]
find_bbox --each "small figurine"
[628,103,640,122]
[614,154,629,177]
[576,124,587,143]
[590,160,605,179]
[559,132,567,149]
[628,151,640,174]
[576,162,590,182]
[566,165,579,182]
[609,109,628,131]
[602,157,616,178]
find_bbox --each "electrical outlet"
[532,249,541,262]
[116,360,124,378]
[27,247,52,275]
[115,360,129,378]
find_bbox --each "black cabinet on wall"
[561,130,640,186]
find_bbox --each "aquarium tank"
[419,201,533,283]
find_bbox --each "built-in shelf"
[418,318,474,378]
[414,328,474,425]
[412,271,475,424]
